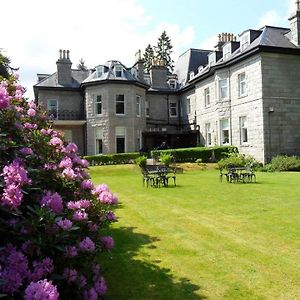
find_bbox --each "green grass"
[89,165,300,300]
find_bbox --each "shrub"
[151,146,237,163]
[0,76,117,298]
[84,152,140,166]
[159,152,173,166]
[217,153,259,170]
[135,155,147,168]
[268,155,300,171]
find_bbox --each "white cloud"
[257,10,285,28]
[199,35,218,51]
[2,0,195,100]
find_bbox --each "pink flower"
[64,246,78,258]
[106,211,117,221]
[73,210,88,221]
[49,137,63,148]
[78,275,87,287]
[83,288,98,300]
[63,268,78,283]
[100,236,114,250]
[23,122,37,130]
[65,142,78,154]
[98,191,113,205]
[92,184,109,195]
[59,157,73,168]
[28,100,36,109]
[24,279,59,300]
[79,237,95,252]
[94,277,107,296]
[81,179,94,190]
[62,167,76,179]
[41,191,63,214]
[67,200,90,210]
[56,218,72,230]
[29,257,54,282]
[20,147,33,156]
[27,108,36,117]
[0,82,10,109]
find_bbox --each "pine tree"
[154,31,174,72]
[77,58,87,71]
[0,49,17,79]
[143,44,154,73]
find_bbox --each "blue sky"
[1,0,295,99]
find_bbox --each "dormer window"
[96,66,104,78]
[189,71,195,80]
[198,65,204,73]
[168,79,176,89]
[115,65,123,78]
[240,31,250,51]
[208,53,216,66]
[223,44,231,60]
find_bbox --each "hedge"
[84,152,141,166]
[151,146,237,163]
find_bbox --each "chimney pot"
[66,50,70,60]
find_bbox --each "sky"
[1,0,296,100]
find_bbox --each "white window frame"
[169,101,178,117]
[96,66,104,78]
[116,94,125,115]
[223,44,231,60]
[95,95,102,115]
[186,98,191,115]
[169,79,176,89]
[136,129,142,151]
[220,118,230,145]
[239,116,248,144]
[95,127,104,154]
[208,53,216,66]
[204,87,210,107]
[240,32,250,51]
[136,95,141,117]
[47,99,58,119]
[205,123,212,146]
[238,72,247,97]
[145,99,150,117]
[219,78,229,101]
[115,126,126,153]
[115,65,123,78]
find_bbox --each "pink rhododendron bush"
[0,77,117,299]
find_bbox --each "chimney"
[56,49,72,86]
[150,59,168,89]
[135,49,144,81]
[215,32,237,51]
[288,0,300,46]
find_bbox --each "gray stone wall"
[187,54,265,162]
[38,90,83,114]
[85,83,147,155]
[146,94,180,134]
[261,52,300,161]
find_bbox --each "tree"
[143,44,154,73]
[154,31,174,72]
[77,58,87,71]
[0,49,18,79]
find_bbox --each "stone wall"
[261,52,300,161]
[85,83,147,155]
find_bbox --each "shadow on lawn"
[102,226,205,300]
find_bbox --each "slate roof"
[34,70,89,88]
[82,60,147,86]
[187,26,299,86]
[174,49,211,87]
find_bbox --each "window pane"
[136,95,141,116]
[116,95,125,114]
[169,102,177,116]
[95,95,102,115]
[219,79,228,99]
[116,137,125,153]
[96,139,103,154]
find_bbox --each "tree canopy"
[143,31,174,73]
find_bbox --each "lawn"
[89,164,300,300]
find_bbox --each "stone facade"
[34,6,300,163]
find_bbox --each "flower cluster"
[0,77,117,299]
